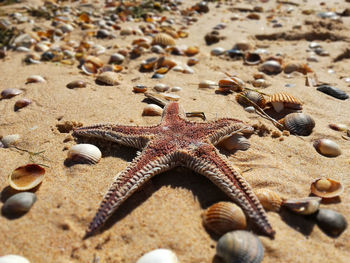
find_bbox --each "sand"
[0,0,350,262]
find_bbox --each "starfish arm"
[73,124,161,149]
[184,143,275,238]
[85,147,179,237]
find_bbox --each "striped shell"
[9,164,45,191]
[96,72,120,85]
[67,144,102,164]
[152,33,176,47]
[202,202,247,235]
[220,134,250,151]
[236,90,265,108]
[267,93,302,112]
[216,230,264,263]
[313,139,341,157]
[279,112,315,136]
[255,189,283,212]
[310,178,344,198]
[2,192,37,214]
[282,197,321,215]
[316,85,349,100]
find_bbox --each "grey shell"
[316,85,349,100]
[282,113,315,136]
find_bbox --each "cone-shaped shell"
[9,164,45,191]
[236,90,265,108]
[282,197,321,215]
[313,139,341,157]
[67,144,102,164]
[152,33,175,46]
[255,189,283,212]
[266,93,302,112]
[202,202,247,235]
[310,178,343,198]
[279,112,315,136]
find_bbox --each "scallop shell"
[255,189,283,212]
[96,72,120,85]
[67,144,102,164]
[315,209,347,237]
[2,192,37,214]
[258,60,282,74]
[313,139,341,157]
[279,113,315,136]
[0,255,30,263]
[310,178,343,198]
[220,134,250,151]
[1,88,22,99]
[202,202,247,235]
[136,249,179,263]
[66,80,87,89]
[266,93,302,112]
[236,91,265,108]
[216,230,264,263]
[9,164,45,191]
[1,134,20,147]
[14,98,32,110]
[152,33,176,46]
[282,197,321,215]
[26,75,45,84]
[142,104,163,116]
[316,85,349,100]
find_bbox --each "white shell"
[313,139,341,157]
[26,75,45,83]
[153,83,169,92]
[221,134,250,151]
[109,53,125,64]
[271,101,284,113]
[198,80,216,89]
[136,249,179,263]
[2,192,37,214]
[1,134,20,147]
[171,86,182,92]
[0,255,30,263]
[67,144,102,164]
[163,93,180,101]
[259,60,282,74]
[211,47,225,56]
[142,104,163,116]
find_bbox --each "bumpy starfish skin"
[73,102,275,238]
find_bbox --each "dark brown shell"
[279,113,315,136]
[236,90,265,108]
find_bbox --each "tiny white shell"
[67,144,102,164]
[171,86,182,92]
[142,104,163,116]
[199,80,216,89]
[0,255,30,263]
[26,75,45,84]
[153,83,169,92]
[1,134,20,147]
[136,249,179,263]
[163,93,180,101]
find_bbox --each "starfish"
[73,102,275,239]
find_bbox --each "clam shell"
[67,144,102,164]
[255,189,283,212]
[133,85,148,93]
[0,255,30,263]
[315,209,347,237]
[187,57,199,66]
[142,104,163,116]
[236,90,265,108]
[9,164,45,191]
[328,123,347,132]
[96,72,120,85]
[279,113,315,136]
[313,139,341,157]
[244,52,262,65]
[26,75,45,84]
[1,88,22,99]
[220,134,250,151]
[316,85,349,100]
[14,98,32,110]
[267,93,302,112]
[199,80,216,89]
[153,84,169,92]
[66,80,87,89]
[86,56,104,68]
[1,134,20,147]
[282,197,321,215]
[152,33,176,47]
[2,192,37,214]
[109,53,125,64]
[216,230,264,263]
[185,46,199,56]
[141,57,158,70]
[202,202,247,235]
[211,47,225,56]
[218,78,244,92]
[136,249,179,263]
[310,178,343,198]
[258,60,282,74]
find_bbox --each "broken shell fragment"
[279,113,315,136]
[313,139,341,157]
[96,72,120,85]
[310,178,344,198]
[0,255,30,263]
[315,209,347,237]
[1,88,22,99]
[202,202,247,235]
[66,80,87,89]
[9,164,45,191]
[1,134,20,147]
[15,98,32,110]
[220,134,250,151]
[236,90,265,108]
[67,144,102,164]
[282,197,321,215]
[255,189,283,212]
[266,93,302,112]
[142,104,163,116]
[26,75,45,84]
[2,192,37,214]
[136,249,179,263]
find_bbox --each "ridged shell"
[282,197,321,215]
[2,192,37,214]
[236,91,265,108]
[136,249,179,263]
[1,88,22,99]
[267,93,302,112]
[15,98,32,110]
[255,189,283,212]
[316,85,349,100]
[315,209,347,237]
[1,134,20,147]
[279,113,315,136]
[66,80,87,89]
[9,164,45,191]
[142,104,163,116]
[216,230,264,263]
[220,134,250,151]
[310,178,343,198]
[67,144,102,164]
[96,72,120,85]
[152,33,176,46]
[202,202,247,235]
[0,255,30,263]
[313,139,341,157]
[258,60,282,74]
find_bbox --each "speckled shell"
[0,255,30,263]
[313,139,341,157]
[316,85,349,100]
[279,113,315,136]
[202,202,247,235]
[1,88,22,99]
[266,93,302,112]
[152,33,176,46]
[236,90,265,108]
[2,192,37,214]
[96,72,120,85]
[283,197,321,215]
[220,134,250,151]
[216,230,264,263]
[255,189,283,212]
[310,178,343,198]
[315,209,347,237]
[136,249,179,263]
[142,104,163,116]
[67,144,102,164]
[9,164,45,191]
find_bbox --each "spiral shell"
[136,249,179,263]
[313,139,341,157]
[315,209,347,237]
[152,33,175,47]
[266,93,302,112]
[216,230,264,263]
[67,144,102,164]
[2,192,37,214]
[96,72,120,85]
[236,90,265,108]
[1,88,22,99]
[9,164,45,191]
[279,113,315,136]
[254,189,283,212]
[220,134,250,151]
[282,197,321,215]
[316,85,349,100]
[202,202,247,235]
[310,178,343,198]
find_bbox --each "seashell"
[9,164,45,191]
[282,197,321,215]
[185,46,199,56]
[187,57,199,66]
[315,209,347,237]
[151,45,165,54]
[218,78,244,92]
[24,53,41,64]
[226,48,244,59]
[34,43,50,52]
[0,255,30,263]
[133,85,147,93]
[1,88,22,99]
[156,57,177,70]
[216,230,264,263]
[155,67,169,74]
[244,106,255,113]
[183,66,194,74]
[234,41,252,51]
[202,202,247,235]
[85,56,104,68]
[26,75,45,84]
[310,178,343,198]
[66,80,87,89]
[279,113,315,136]
[1,134,20,147]
[120,28,133,36]
[81,62,97,75]
[313,139,341,157]
[152,33,176,47]
[220,134,251,151]
[2,192,37,214]
[172,65,184,72]
[109,53,125,64]
[153,84,169,92]
[266,93,302,112]
[136,249,179,263]
[67,144,102,164]
[255,189,283,212]
[141,57,158,70]
[14,98,32,110]
[236,91,265,108]
[211,47,225,56]
[151,73,164,79]
[258,60,282,74]
[171,86,182,92]
[316,85,349,100]
[96,29,110,39]
[328,123,347,132]
[96,72,120,85]
[142,104,163,116]
[199,80,216,89]
[251,78,269,88]
[163,93,180,101]
[244,52,262,65]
